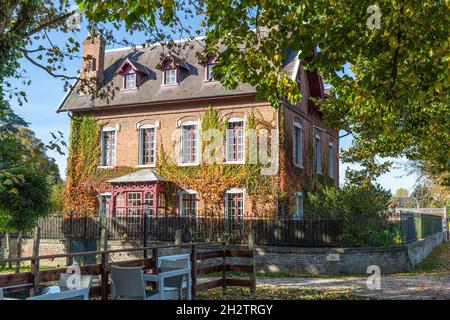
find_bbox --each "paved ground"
[257,274,450,300]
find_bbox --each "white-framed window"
[100,127,116,166]
[144,192,155,217]
[206,63,215,81]
[164,68,177,85]
[328,141,334,178]
[225,189,245,221]
[115,193,126,216]
[127,192,142,217]
[124,73,136,89]
[293,121,303,167]
[138,125,156,166]
[225,118,245,162]
[179,190,198,218]
[99,193,111,216]
[315,133,322,174]
[180,121,199,164]
[294,192,304,220]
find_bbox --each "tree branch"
[25,10,75,37]
[19,48,79,81]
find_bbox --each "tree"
[304,180,396,246]
[0,166,50,270]
[77,0,449,181]
[394,188,409,198]
[2,1,449,180]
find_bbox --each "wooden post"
[97,226,107,264]
[152,247,159,273]
[100,251,108,300]
[222,241,227,295]
[175,229,182,253]
[15,231,22,273]
[248,229,256,294]
[190,244,197,299]
[31,226,41,296]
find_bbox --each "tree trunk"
[15,231,22,273]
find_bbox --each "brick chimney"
[81,31,105,87]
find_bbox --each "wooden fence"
[0,235,256,300]
[22,216,343,247]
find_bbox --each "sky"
[9,17,418,195]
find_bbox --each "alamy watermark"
[366,265,381,290]
[367,5,381,29]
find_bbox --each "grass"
[0,265,53,274]
[196,286,371,300]
[412,241,450,274]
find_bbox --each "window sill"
[136,164,156,168]
[161,83,179,87]
[294,164,304,169]
[203,79,218,83]
[224,160,245,165]
[121,87,138,91]
[98,166,116,169]
[178,162,200,167]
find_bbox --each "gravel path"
[257,274,450,300]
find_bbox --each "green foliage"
[78,0,450,180]
[304,181,399,246]
[0,167,50,232]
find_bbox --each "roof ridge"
[105,35,206,53]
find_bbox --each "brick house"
[57,35,339,220]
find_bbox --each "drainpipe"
[275,97,281,218]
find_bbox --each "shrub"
[304,183,399,246]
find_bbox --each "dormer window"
[124,73,136,89]
[206,63,215,81]
[116,57,150,91]
[204,55,217,81]
[164,67,178,85]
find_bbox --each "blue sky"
[10,21,418,195]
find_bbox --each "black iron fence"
[19,216,343,247]
[399,211,444,244]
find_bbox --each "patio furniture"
[0,283,33,300]
[111,266,159,300]
[25,287,90,300]
[58,273,92,290]
[156,253,192,300]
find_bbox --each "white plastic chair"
[26,287,90,300]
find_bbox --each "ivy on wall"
[64,108,278,217]
[156,107,278,217]
[64,116,135,215]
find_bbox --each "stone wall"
[406,231,446,267]
[3,231,446,275]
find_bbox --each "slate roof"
[107,169,166,183]
[57,39,300,112]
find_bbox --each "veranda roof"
[107,169,166,183]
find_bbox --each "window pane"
[293,125,303,167]
[207,64,214,80]
[181,192,198,217]
[315,136,322,173]
[101,130,115,166]
[226,121,244,162]
[165,69,177,84]
[225,192,244,221]
[328,144,334,177]
[140,127,155,165]
[181,124,198,163]
[125,73,136,89]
